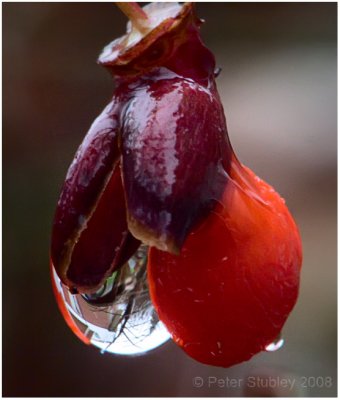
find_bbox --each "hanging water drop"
[51,245,171,355]
[265,334,284,352]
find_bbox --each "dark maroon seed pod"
[51,2,232,292]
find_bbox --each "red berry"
[148,158,302,367]
[51,3,302,366]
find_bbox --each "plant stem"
[115,2,150,33]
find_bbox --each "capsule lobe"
[120,72,232,253]
[51,100,140,293]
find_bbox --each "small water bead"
[265,334,284,352]
[51,245,171,355]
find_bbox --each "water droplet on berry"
[265,333,284,352]
[51,245,171,355]
[214,67,222,78]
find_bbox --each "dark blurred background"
[3,2,337,397]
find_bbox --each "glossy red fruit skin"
[148,157,302,367]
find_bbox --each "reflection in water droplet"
[265,334,284,352]
[51,245,171,355]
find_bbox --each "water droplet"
[265,333,284,352]
[214,67,222,78]
[51,245,171,355]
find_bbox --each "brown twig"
[115,2,150,33]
